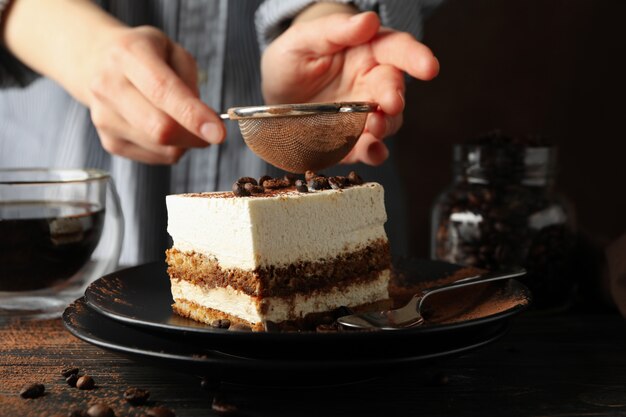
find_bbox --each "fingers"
[91,104,188,165]
[169,43,199,97]
[99,133,186,165]
[86,26,226,164]
[91,77,209,148]
[289,11,380,56]
[371,30,439,81]
[341,132,389,166]
[120,29,225,144]
[363,64,405,115]
[365,111,403,139]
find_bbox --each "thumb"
[289,11,380,56]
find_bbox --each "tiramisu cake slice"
[165,172,391,331]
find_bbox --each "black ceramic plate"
[83,260,530,359]
[64,297,509,385]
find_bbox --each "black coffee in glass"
[0,201,105,291]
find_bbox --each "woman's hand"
[2,0,225,165]
[261,10,439,166]
[85,26,225,164]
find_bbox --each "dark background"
[397,0,626,258]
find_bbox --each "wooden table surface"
[1,312,625,417]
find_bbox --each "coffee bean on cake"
[19,383,45,399]
[295,180,308,193]
[307,176,329,190]
[258,175,272,187]
[232,182,250,197]
[263,178,290,189]
[243,182,264,194]
[328,176,348,189]
[347,170,363,185]
[236,177,257,185]
[284,173,298,185]
[76,375,95,390]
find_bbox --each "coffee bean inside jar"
[431,133,577,309]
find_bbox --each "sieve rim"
[223,101,377,120]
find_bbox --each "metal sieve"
[220,102,377,173]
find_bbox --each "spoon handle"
[415,268,527,312]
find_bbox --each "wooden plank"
[1,314,625,417]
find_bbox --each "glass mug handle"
[103,177,124,273]
[68,176,125,295]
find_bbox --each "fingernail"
[201,122,224,144]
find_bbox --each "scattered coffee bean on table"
[19,383,45,399]
[146,406,176,417]
[76,375,95,390]
[66,373,79,387]
[124,387,150,406]
[87,403,115,417]
[61,367,80,378]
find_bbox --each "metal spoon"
[220,102,377,173]
[337,268,526,331]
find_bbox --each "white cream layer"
[170,269,390,324]
[166,183,388,270]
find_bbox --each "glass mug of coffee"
[0,168,123,319]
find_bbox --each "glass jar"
[431,141,577,309]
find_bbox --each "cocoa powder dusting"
[389,266,529,325]
[88,276,131,307]
[0,318,150,417]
